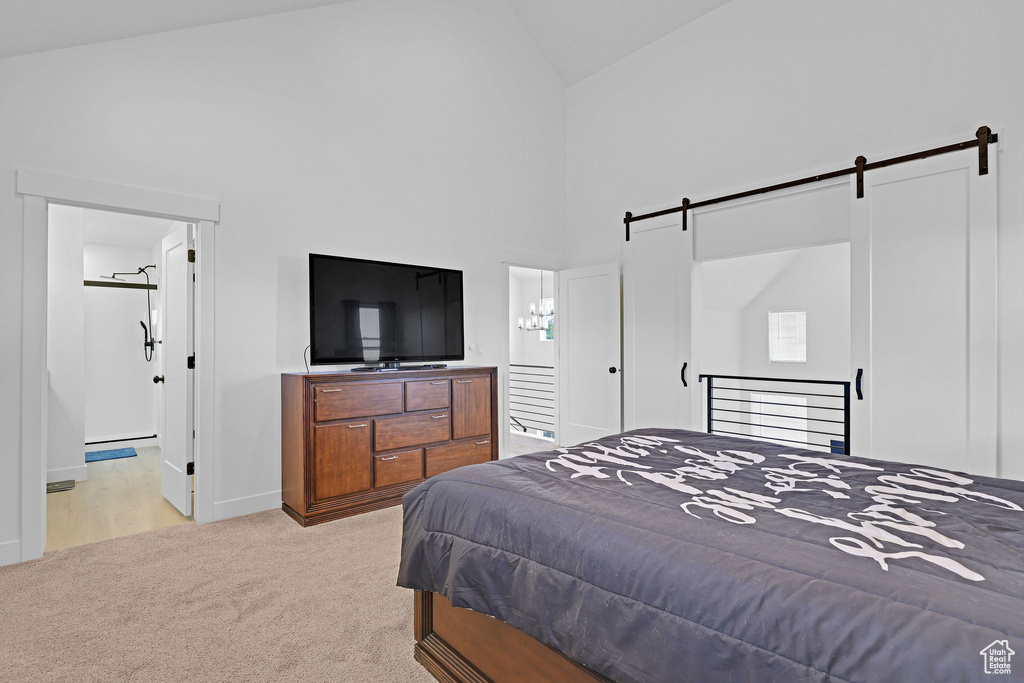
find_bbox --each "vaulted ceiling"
[0,0,730,85]
[504,0,730,85]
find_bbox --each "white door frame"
[500,248,567,458]
[16,169,219,562]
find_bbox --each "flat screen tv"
[309,253,465,367]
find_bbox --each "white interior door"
[851,147,997,476]
[160,223,194,515]
[557,263,621,445]
[623,220,693,430]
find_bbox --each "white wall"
[0,0,567,555]
[696,309,741,376]
[738,244,850,381]
[567,0,1024,481]
[83,243,161,442]
[46,205,86,483]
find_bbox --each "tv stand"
[281,366,497,526]
[351,363,447,372]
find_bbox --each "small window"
[769,311,806,363]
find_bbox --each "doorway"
[45,206,194,551]
[508,266,558,455]
[16,169,219,564]
[502,259,623,457]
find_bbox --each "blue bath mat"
[85,447,137,463]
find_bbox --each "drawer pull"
[476,440,490,445]
[455,380,472,384]
[432,414,448,419]
[348,423,367,428]
[322,388,343,393]
[380,455,399,461]
[430,381,447,385]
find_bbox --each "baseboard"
[47,465,88,483]
[0,539,22,567]
[213,490,282,521]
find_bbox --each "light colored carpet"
[508,432,557,456]
[0,505,434,683]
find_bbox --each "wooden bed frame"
[413,591,612,683]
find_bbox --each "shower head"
[106,266,155,280]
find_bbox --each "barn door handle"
[681,362,688,387]
[855,368,863,400]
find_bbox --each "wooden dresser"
[281,366,498,526]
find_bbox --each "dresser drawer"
[425,438,492,478]
[374,412,450,451]
[374,449,423,488]
[314,382,403,422]
[406,379,450,411]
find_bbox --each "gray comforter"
[398,428,1024,682]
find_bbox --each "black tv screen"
[309,254,465,365]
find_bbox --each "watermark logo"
[980,640,1015,675]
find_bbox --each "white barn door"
[557,263,621,445]
[623,220,694,431]
[851,147,997,476]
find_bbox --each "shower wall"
[83,243,162,444]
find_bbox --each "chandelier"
[518,271,552,333]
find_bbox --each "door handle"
[153,375,165,384]
[608,367,618,374]
[855,368,863,400]
[681,362,687,387]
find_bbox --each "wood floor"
[45,446,191,552]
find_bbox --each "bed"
[398,428,1024,682]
